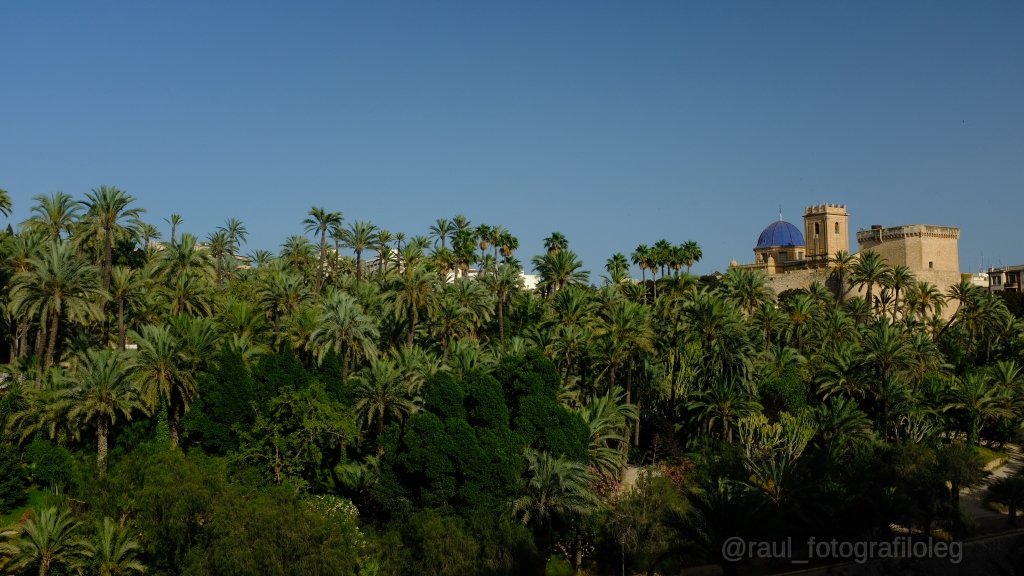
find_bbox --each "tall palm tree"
[943,371,1013,447]
[352,358,416,438]
[302,207,343,293]
[258,268,311,336]
[886,265,915,319]
[512,449,597,576]
[309,291,379,383]
[60,349,148,476]
[577,388,638,479]
[24,192,82,241]
[475,224,493,268]
[429,217,454,249]
[391,262,435,348]
[720,267,773,317]
[532,249,589,298]
[829,250,855,303]
[340,220,378,283]
[681,240,703,272]
[108,266,145,351]
[543,231,568,256]
[688,379,762,443]
[86,517,146,576]
[164,213,183,245]
[986,474,1024,528]
[11,505,89,576]
[850,250,889,316]
[604,252,630,285]
[0,187,11,217]
[9,241,106,370]
[218,217,248,250]
[152,233,214,283]
[132,324,195,449]
[481,263,522,342]
[631,244,651,289]
[81,186,144,292]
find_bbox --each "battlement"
[804,203,847,215]
[856,224,960,243]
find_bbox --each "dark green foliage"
[423,372,467,420]
[759,365,808,416]
[252,348,311,403]
[183,351,258,454]
[181,489,361,576]
[513,395,589,462]
[384,371,525,516]
[22,436,72,489]
[0,442,25,511]
[464,370,509,428]
[494,349,560,401]
[235,382,357,492]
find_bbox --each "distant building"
[987,265,1024,293]
[729,203,962,302]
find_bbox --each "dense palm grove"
[1,186,1024,575]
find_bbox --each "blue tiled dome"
[756,220,805,248]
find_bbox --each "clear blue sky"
[2,2,1022,276]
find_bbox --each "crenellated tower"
[803,203,849,267]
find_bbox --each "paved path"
[960,444,1023,530]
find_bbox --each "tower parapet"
[802,204,849,267]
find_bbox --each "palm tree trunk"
[341,343,349,384]
[45,310,60,371]
[169,401,181,449]
[118,300,127,350]
[355,251,363,283]
[498,298,505,342]
[407,304,417,348]
[104,230,113,291]
[97,418,109,477]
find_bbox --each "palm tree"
[429,217,454,249]
[258,269,311,335]
[391,262,435,348]
[944,371,1013,447]
[81,186,144,292]
[152,233,214,282]
[512,449,597,576]
[24,192,81,241]
[543,231,568,256]
[481,263,522,342]
[303,207,343,293]
[886,265,915,319]
[532,249,589,298]
[829,250,855,303]
[850,250,888,315]
[9,241,106,370]
[352,358,416,438]
[164,213,183,245]
[61,349,148,476]
[0,187,11,217]
[218,217,248,250]
[681,240,703,272]
[720,267,773,317]
[109,266,146,350]
[688,379,762,443]
[604,252,629,285]
[631,245,650,289]
[577,388,638,479]
[309,291,380,383]
[12,505,89,576]
[86,517,146,576]
[133,324,195,449]
[986,474,1024,528]
[340,220,378,283]
[475,224,492,268]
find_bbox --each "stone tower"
[803,204,849,267]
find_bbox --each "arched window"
[834,222,840,234]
